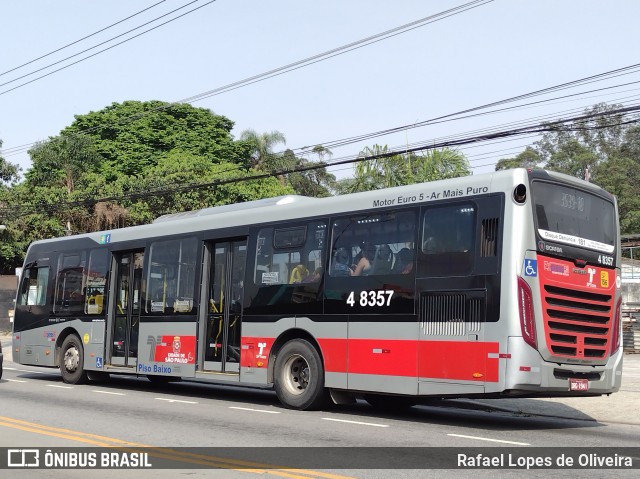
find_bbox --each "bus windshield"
[531,181,616,254]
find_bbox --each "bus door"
[110,251,144,367]
[203,239,247,373]
[417,200,502,395]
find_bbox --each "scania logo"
[545,244,563,253]
[538,241,545,251]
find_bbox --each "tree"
[336,144,471,194]
[495,146,541,171]
[0,139,20,186]
[63,101,252,177]
[24,134,101,234]
[240,129,287,170]
[279,149,336,198]
[410,147,471,183]
[494,103,640,234]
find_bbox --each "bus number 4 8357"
[347,290,394,307]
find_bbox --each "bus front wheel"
[274,339,328,410]
[59,335,88,384]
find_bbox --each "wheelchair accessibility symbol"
[524,259,538,277]
[96,357,103,369]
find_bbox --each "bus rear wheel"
[274,339,329,410]
[59,334,88,384]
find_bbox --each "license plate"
[569,378,589,391]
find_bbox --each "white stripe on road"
[447,433,530,445]
[92,390,125,396]
[155,398,198,404]
[322,418,389,428]
[47,384,74,389]
[4,379,28,383]
[229,407,281,414]
[4,367,50,375]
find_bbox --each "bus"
[12,168,623,410]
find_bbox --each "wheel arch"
[55,327,82,363]
[267,328,324,384]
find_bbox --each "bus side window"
[420,204,476,276]
[250,221,327,309]
[145,237,198,315]
[85,249,109,315]
[329,211,416,278]
[18,266,50,306]
[54,252,87,315]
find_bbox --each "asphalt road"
[1,337,639,478]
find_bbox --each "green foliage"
[0,139,21,185]
[240,129,287,169]
[495,146,541,171]
[131,151,292,220]
[336,144,471,194]
[64,101,251,176]
[0,103,299,272]
[494,103,640,234]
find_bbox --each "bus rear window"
[531,181,616,253]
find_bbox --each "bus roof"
[26,168,609,249]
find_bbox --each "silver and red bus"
[12,168,623,409]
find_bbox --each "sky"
[1,0,639,181]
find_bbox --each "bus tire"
[59,335,88,384]
[274,339,329,410]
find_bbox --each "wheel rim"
[281,354,310,396]
[63,345,80,373]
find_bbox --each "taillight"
[518,276,537,349]
[612,298,622,353]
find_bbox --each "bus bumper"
[505,337,623,395]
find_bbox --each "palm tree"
[239,129,286,170]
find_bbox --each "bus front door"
[110,251,144,367]
[203,239,247,373]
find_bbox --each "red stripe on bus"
[418,340,500,382]
[317,338,348,373]
[244,337,500,382]
[345,339,418,377]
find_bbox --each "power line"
[0,1,167,78]
[299,65,640,152]
[0,0,216,96]
[2,104,638,218]
[0,0,494,155]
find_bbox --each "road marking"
[155,397,198,404]
[0,416,356,479]
[47,384,74,389]
[4,367,50,374]
[92,390,125,396]
[322,418,389,428]
[4,379,28,383]
[447,433,530,445]
[229,407,281,414]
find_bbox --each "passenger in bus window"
[332,248,351,276]
[394,248,414,275]
[423,236,439,254]
[302,267,323,283]
[289,264,309,284]
[371,244,393,275]
[350,242,376,276]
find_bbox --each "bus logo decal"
[524,260,537,277]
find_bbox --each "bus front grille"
[541,285,612,360]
